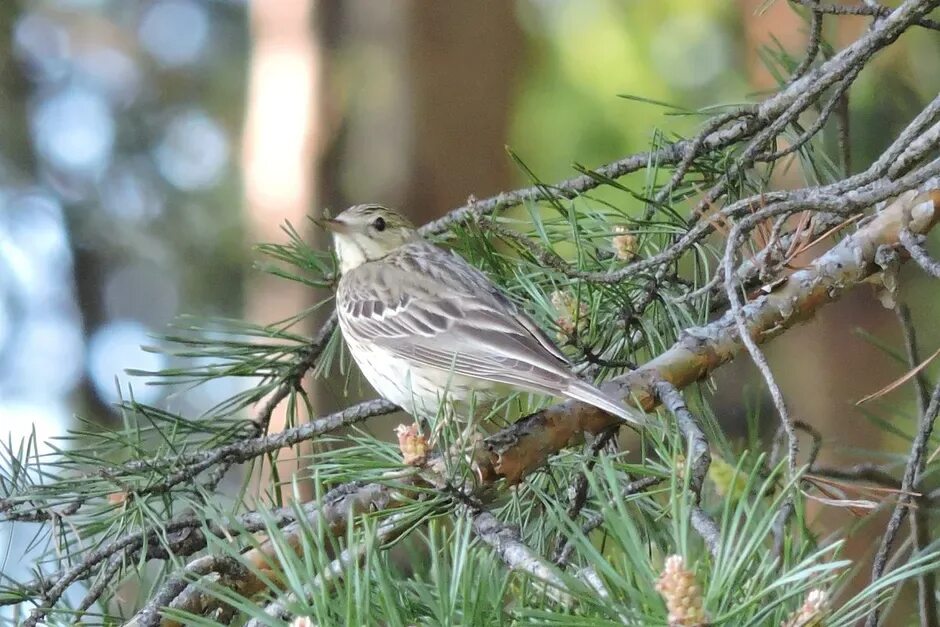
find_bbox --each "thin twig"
[897,304,930,417]
[757,65,861,163]
[723,217,798,477]
[888,119,940,179]
[894,303,938,627]
[866,380,940,627]
[245,514,410,627]
[135,556,248,627]
[900,200,940,277]
[648,106,758,219]
[837,91,852,175]
[553,476,664,568]
[654,380,720,558]
[789,1,824,83]
[111,398,397,490]
[791,0,940,30]
[73,552,127,621]
[809,463,901,488]
[563,428,619,521]
[911,499,939,627]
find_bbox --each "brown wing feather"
[337,242,574,394]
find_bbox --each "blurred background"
[0,0,938,606]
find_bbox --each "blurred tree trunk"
[0,4,34,171]
[403,1,522,220]
[242,0,320,502]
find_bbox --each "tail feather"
[565,380,646,428]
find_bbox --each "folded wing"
[338,242,644,426]
[338,243,573,396]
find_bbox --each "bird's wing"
[337,242,573,395]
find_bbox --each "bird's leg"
[456,413,479,452]
[428,398,484,456]
[426,397,458,449]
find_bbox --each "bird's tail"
[564,379,646,428]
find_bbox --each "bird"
[323,203,646,432]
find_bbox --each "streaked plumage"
[326,204,645,428]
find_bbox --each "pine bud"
[612,225,638,261]
[655,555,707,626]
[108,491,130,506]
[551,290,590,340]
[673,453,687,483]
[707,455,748,499]
[782,588,829,627]
[395,423,429,466]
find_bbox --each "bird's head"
[322,204,419,273]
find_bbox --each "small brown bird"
[324,204,646,428]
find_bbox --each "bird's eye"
[372,217,387,232]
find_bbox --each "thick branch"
[479,190,940,484]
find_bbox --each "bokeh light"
[74,47,142,107]
[31,86,115,177]
[138,0,210,68]
[13,12,71,83]
[650,14,731,90]
[99,158,165,222]
[5,314,84,398]
[87,320,167,405]
[154,109,229,190]
[1,191,72,294]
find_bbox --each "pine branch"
[478,190,940,485]
[9,186,937,626]
[29,187,934,623]
[466,506,569,602]
[243,513,411,627]
[123,480,413,627]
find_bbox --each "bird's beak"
[319,217,350,234]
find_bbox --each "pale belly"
[343,336,506,419]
